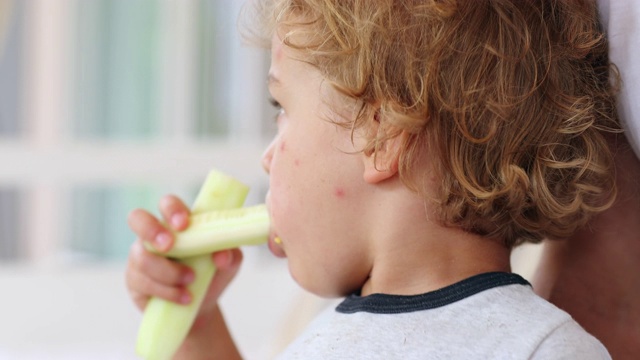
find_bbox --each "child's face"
[262,35,373,297]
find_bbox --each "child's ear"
[362,132,404,184]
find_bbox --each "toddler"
[126,0,619,358]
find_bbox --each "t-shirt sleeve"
[531,320,611,360]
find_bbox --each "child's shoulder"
[276,273,609,359]
[438,276,609,358]
[530,320,610,359]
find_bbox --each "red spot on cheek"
[334,187,346,199]
[279,141,286,152]
[294,159,300,166]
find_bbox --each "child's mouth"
[265,193,286,258]
[268,232,287,258]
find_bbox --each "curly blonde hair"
[245,0,620,247]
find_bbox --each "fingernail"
[171,213,187,229]
[155,232,171,250]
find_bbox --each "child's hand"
[125,195,243,313]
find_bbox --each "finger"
[159,195,190,231]
[212,248,243,271]
[130,241,194,287]
[200,249,244,312]
[127,208,173,252]
[127,268,191,309]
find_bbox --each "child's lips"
[265,196,285,258]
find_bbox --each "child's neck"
[358,184,511,297]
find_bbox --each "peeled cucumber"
[144,205,270,259]
[135,170,269,360]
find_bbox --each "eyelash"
[269,98,283,122]
[269,98,281,109]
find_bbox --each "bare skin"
[533,136,640,360]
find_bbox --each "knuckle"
[139,274,156,295]
[127,270,149,296]
[165,288,184,303]
[125,271,135,292]
[128,245,145,273]
[129,239,143,256]
[137,252,156,274]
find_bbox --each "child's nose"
[261,140,276,174]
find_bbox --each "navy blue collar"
[336,272,530,314]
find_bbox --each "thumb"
[200,249,244,312]
[212,248,243,272]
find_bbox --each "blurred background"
[0,0,541,358]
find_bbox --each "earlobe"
[362,136,402,184]
[363,159,398,184]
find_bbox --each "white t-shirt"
[276,272,610,359]
[598,0,640,159]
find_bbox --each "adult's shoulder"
[597,0,640,159]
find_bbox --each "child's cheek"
[267,183,285,234]
[277,140,302,172]
[278,139,301,168]
[267,161,291,224]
